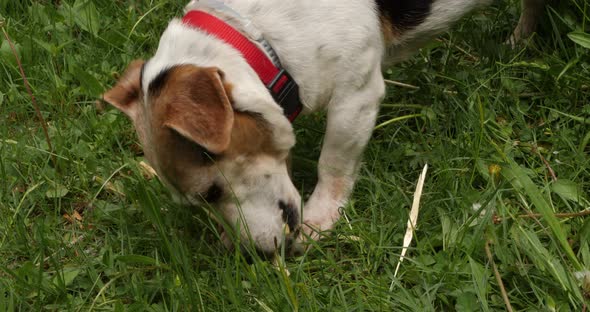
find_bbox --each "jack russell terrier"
[103,0,545,256]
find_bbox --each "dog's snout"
[278,200,299,233]
[251,236,301,260]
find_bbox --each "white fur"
[140,0,524,251]
[215,155,301,252]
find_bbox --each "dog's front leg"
[302,67,385,240]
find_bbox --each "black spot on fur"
[204,183,223,203]
[376,0,433,30]
[148,66,175,97]
[279,200,298,232]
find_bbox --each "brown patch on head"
[104,61,285,203]
[145,64,282,197]
[154,123,220,196]
[225,112,281,158]
[152,66,234,155]
[144,65,232,194]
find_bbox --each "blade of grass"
[375,114,423,130]
[503,159,582,270]
[1,24,55,166]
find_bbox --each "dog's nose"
[204,183,223,203]
[252,235,302,260]
[278,200,299,234]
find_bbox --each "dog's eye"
[168,128,219,163]
[204,183,223,203]
[200,149,219,163]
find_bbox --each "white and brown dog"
[103,0,544,255]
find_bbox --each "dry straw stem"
[384,79,457,95]
[485,239,514,312]
[384,79,420,90]
[493,209,590,223]
[139,161,158,179]
[531,144,557,182]
[1,24,55,166]
[92,176,125,197]
[392,164,428,287]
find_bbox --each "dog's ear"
[102,59,145,119]
[163,67,234,155]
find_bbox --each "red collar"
[182,10,302,122]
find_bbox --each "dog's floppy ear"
[102,59,145,119]
[163,67,234,155]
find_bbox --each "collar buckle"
[267,69,301,122]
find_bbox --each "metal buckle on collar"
[267,69,302,122]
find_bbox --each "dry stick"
[531,144,557,182]
[485,239,514,312]
[384,79,420,90]
[518,210,590,219]
[494,209,590,223]
[518,92,543,98]
[1,25,56,166]
[539,153,557,182]
[384,79,458,95]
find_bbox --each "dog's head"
[103,60,301,256]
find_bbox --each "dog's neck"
[184,0,264,42]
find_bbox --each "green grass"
[1,0,590,310]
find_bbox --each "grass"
[1,0,589,310]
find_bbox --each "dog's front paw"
[300,193,342,242]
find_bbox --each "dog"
[103,0,545,256]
